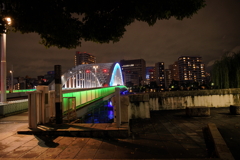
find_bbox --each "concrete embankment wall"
[148,88,240,110]
[117,88,240,119]
[0,99,28,116]
[111,94,150,121]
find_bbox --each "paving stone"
[21,145,49,158]
[75,148,98,159]
[3,146,33,158]
[57,137,89,159]
[0,108,239,159]
[94,141,116,159]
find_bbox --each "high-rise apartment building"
[75,51,96,66]
[155,62,165,90]
[178,56,205,83]
[120,59,146,86]
[164,69,172,89]
[146,66,155,85]
[169,61,179,81]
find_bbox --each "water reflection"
[81,100,114,123]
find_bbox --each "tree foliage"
[0,0,206,49]
[211,52,240,89]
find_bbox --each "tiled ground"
[0,107,239,159]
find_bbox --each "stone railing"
[117,88,240,120]
[0,99,28,116]
[148,88,240,110]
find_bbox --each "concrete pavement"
[0,107,239,159]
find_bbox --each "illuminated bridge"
[49,62,124,90]
[2,63,126,126]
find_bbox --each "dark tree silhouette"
[211,52,240,89]
[0,0,206,48]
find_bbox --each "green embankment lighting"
[62,86,127,111]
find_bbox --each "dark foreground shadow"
[34,135,59,148]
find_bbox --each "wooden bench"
[186,106,210,117]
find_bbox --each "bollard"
[28,92,37,129]
[55,65,63,124]
[115,87,121,127]
[36,86,49,124]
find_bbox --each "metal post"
[76,73,78,88]
[10,70,13,93]
[69,77,72,88]
[11,70,13,91]
[80,71,83,88]
[83,71,85,88]
[90,72,92,88]
[73,76,75,88]
[95,69,97,87]
[84,71,85,88]
[1,33,6,102]
[93,66,98,87]
[55,65,62,124]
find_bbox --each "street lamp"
[5,18,11,25]
[1,17,11,102]
[9,70,13,93]
[93,65,98,87]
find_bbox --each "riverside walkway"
[0,107,239,159]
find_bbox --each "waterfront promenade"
[0,107,239,159]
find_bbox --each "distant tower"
[75,51,96,66]
[120,59,146,86]
[155,62,165,90]
[169,61,180,81]
[164,69,172,89]
[146,66,155,85]
[178,56,205,84]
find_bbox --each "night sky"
[6,0,240,78]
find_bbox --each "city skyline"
[5,0,240,78]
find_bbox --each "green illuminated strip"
[4,86,127,114]
[4,89,36,93]
[5,85,126,94]
[13,89,36,92]
[62,86,127,112]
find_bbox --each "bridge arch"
[49,62,124,89]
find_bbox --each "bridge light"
[103,69,108,73]
[86,70,90,73]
